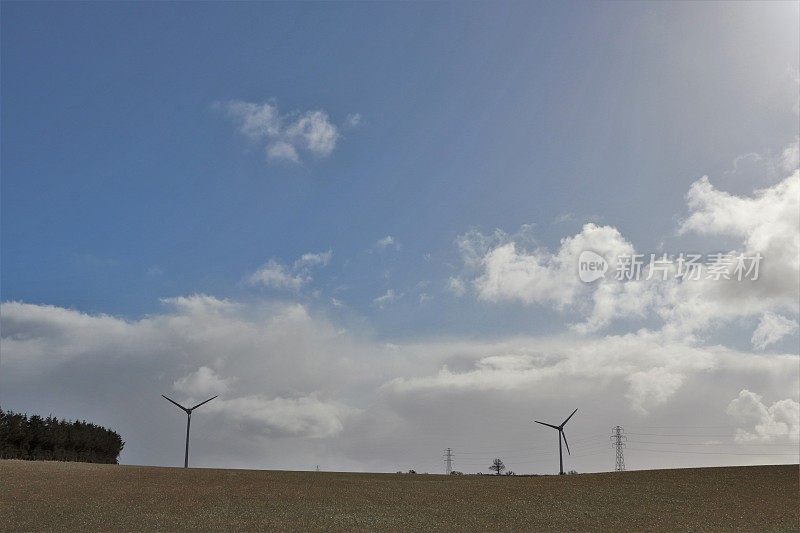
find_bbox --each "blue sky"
[3,2,795,328]
[2,2,798,472]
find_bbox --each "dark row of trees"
[0,407,124,464]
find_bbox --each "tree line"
[0,407,124,464]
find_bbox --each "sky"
[1,1,799,474]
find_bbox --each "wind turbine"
[162,394,217,468]
[534,408,577,475]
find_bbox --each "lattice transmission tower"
[610,426,626,471]
[443,448,454,474]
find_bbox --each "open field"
[1,460,798,531]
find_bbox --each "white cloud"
[373,289,398,308]
[471,223,633,310]
[3,142,799,472]
[727,390,799,443]
[220,100,345,163]
[447,277,466,296]
[383,330,732,415]
[207,395,358,439]
[284,110,338,158]
[249,260,310,290]
[266,141,299,163]
[781,138,799,173]
[455,166,800,337]
[222,101,281,139]
[625,368,685,415]
[295,250,332,269]
[248,251,332,291]
[173,366,233,396]
[2,298,798,471]
[375,235,399,251]
[344,113,362,129]
[1,297,383,456]
[751,312,799,350]
[663,170,800,336]
[725,152,763,175]
[456,222,641,332]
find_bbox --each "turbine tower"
[162,394,217,468]
[534,408,577,475]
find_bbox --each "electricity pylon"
[443,448,454,474]
[610,425,626,471]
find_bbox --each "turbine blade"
[560,408,578,428]
[162,394,189,412]
[561,431,571,455]
[190,395,218,411]
[534,421,559,430]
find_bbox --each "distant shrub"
[0,407,124,464]
[449,471,464,475]
[567,470,578,475]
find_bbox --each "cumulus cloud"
[249,260,310,290]
[727,390,800,443]
[2,297,797,471]
[0,297,387,462]
[208,395,358,439]
[471,223,634,310]
[3,140,799,472]
[248,251,332,290]
[625,368,685,415]
[455,164,800,337]
[173,366,233,397]
[454,222,645,332]
[751,313,799,350]
[383,330,737,415]
[663,170,800,335]
[219,100,344,163]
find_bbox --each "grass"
[1,460,798,531]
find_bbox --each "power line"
[610,425,626,471]
[627,440,798,447]
[627,447,799,456]
[627,425,737,429]
[625,432,739,437]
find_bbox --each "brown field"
[1,460,798,532]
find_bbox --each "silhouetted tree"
[0,407,124,464]
[490,458,505,475]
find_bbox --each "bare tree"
[490,458,505,476]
